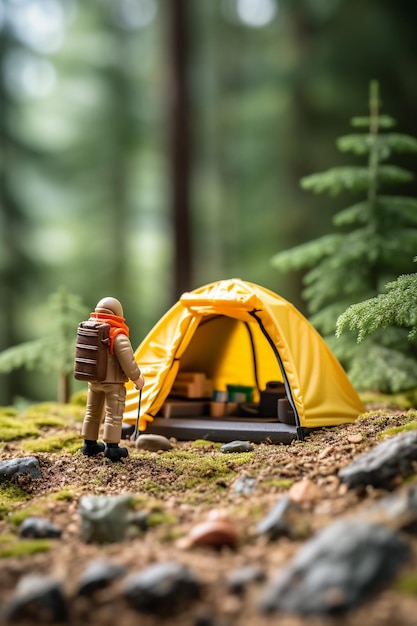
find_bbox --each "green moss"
[0,539,51,558]
[70,390,88,407]
[147,510,177,527]
[23,402,85,423]
[180,476,207,490]
[51,489,76,502]
[141,480,165,497]
[0,407,18,417]
[0,401,86,442]
[262,478,294,490]
[191,440,222,450]
[359,391,413,409]
[0,415,40,441]
[32,415,66,428]
[159,528,183,542]
[7,504,46,528]
[156,449,253,480]
[0,483,32,519]
[22,432,81,454]
[378,421,417,439]
[396,571,417,595]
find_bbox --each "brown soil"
[2,405,417,625]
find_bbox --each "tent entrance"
[143,314,301,443]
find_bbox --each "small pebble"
[2,574,68,623]
[359,484,417,532]
[77,559,126,595]
[288,478,323,503]
[128,511,149,532]
[19,517,62,539]
[347,433,363,444]
[135,434,173,451]
[123,561,201,613]
[317,445,335,460]
[186,510,239,548]
[220,441,254,454]
[0,457,42,482]
[233,476,256,495]
[256,497,302,539]
[79,494,133,543]
[226,565,265,594]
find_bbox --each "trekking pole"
[132,387,142,442]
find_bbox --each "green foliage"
[336,262,417,392]
[0,484,32,520]
[272,81,417,392]
[337,268,417,342]
[0,288,87,375]
[0,415,40,441]
[0,539,51,559]
[22,433,81,454]
[0,402,84,443]
[0,288,87,403]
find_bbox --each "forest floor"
[2,398,417,625]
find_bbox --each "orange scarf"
[90,312,130,355]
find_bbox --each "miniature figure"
[76,297,144,462]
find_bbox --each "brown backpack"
[74,321,110,382]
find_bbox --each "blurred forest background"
[1,0,417,404]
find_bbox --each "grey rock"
[339,430,417,488]
[128,511,149,532]
[360,484,417,532]
[260,520,410,615]
[123,561,201,613]
[135,434,173,452]
[19,517,62,539]
[220,440,254,454]
[0,457,42,482]
[2,574,68,623]
[79,494,133,543]
[77,559,126,595]
[256,496,302,539]
[226,565,265,595]
[233,476,256,494]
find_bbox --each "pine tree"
[271,81,417,392]
[0,289,87,404]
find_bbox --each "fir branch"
[377,196,417,225]
[271,234,342,270]
[0,288,88,402]
[376,165,414,186]
[351,114,396,129]
[337,134,417,159]
[0,338,52,373]
[332,201,372,226]
[301,167,371,195]
[336,272,417,341]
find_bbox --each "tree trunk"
[169,0,192,300]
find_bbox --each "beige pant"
[81,382,126,444]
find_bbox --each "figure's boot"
[82,440,105,456]
[105,443,129,462]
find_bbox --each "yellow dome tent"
[123,278,364,443]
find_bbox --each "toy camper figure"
[74,297,144,462]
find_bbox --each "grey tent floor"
[144,417,299,444]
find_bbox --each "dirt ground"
[2,403,417,625]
